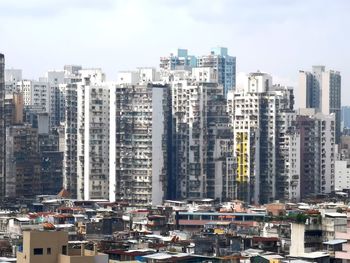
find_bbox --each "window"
[62,245,67,255]
[47,248,51,255]
[33,248,43,255]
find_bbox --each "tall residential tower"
[0,54,5,198]
[229,72,299,204]
[299,66,341,142]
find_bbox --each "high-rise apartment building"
[110,83,171,206]
[197,47,236,97]
[5,69,22,93]
[77,69,110,200]
[17,80,50,114]
[299,66,341,142]
[38,132,63,195]
[4,92,24,126]
[5,125,41,198]
[341,106,350,130]
[296,108,335,198]
[117,67,160,85]
[55,65,82,198]
[0,54,5,198]
[160,49,197,71]
[229,72,298,204]
[171,79,233,201]
[63,82,78,198]
[161,48,236,97]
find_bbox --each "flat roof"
[300,251,329,258]
[0,257,16,262]
[261,254,284,259]
[15,217,30,222]
[178,212,265,216]
[164,200,186,204]
[142,252,190,260]
[325,212,347,218]
[323,239,347,245]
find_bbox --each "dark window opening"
[33,248,43,255]
[47,247,51,255]
[62,245,67,255]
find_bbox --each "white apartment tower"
[17,80,50,113]
[77,69,110,200]
[299,66,341,142]
[0,54,5,197]
[197,47,236,97]
[5,69,22,93]
[229,72,299,204]
[161,47,236,97]
[60,65,82,198]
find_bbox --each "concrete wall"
[289,223,305,257]
[17,231,68,263]
[58,252,108,263]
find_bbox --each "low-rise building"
[17,230,108,263]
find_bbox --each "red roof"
[53,214,74,218]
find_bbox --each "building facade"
[296,109,335,198]
[63,83,78,198]
[5,69,22,93]
[77,69,110,200]
[171,79,233,201]
[299,66,341,143]
[229,72,298,204]
[5,125,41,198]
[0,54,4,198]
[335,160,350,191]
[38,132,64,195]
[160,49,197,71]
[161,47,236,97]
[341,106,350,130]
[197,47,236,97]
[110,83,171,206]
[17,80,50,114]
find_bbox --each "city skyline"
[1,0,349,104]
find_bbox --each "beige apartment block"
[17,230,108,263]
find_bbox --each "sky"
[0,0,349,104]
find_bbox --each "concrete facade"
[299,66,341,143]
[229,72,298,204]
[296,109,335,198]
[77,69,109,200]
[110,83,171,205]
[0,54,5,197]
[17,230,108,263]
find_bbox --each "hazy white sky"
[0,0,349,104]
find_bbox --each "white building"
[191,67,218,83]
[5,69,22,93]
[77,69,110,200]
[299,66,341,142]
[161,47,236,96]
[229,72,298,204]
[116,67,159,85]
[335,160,350,191]
[17,80,50,113]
